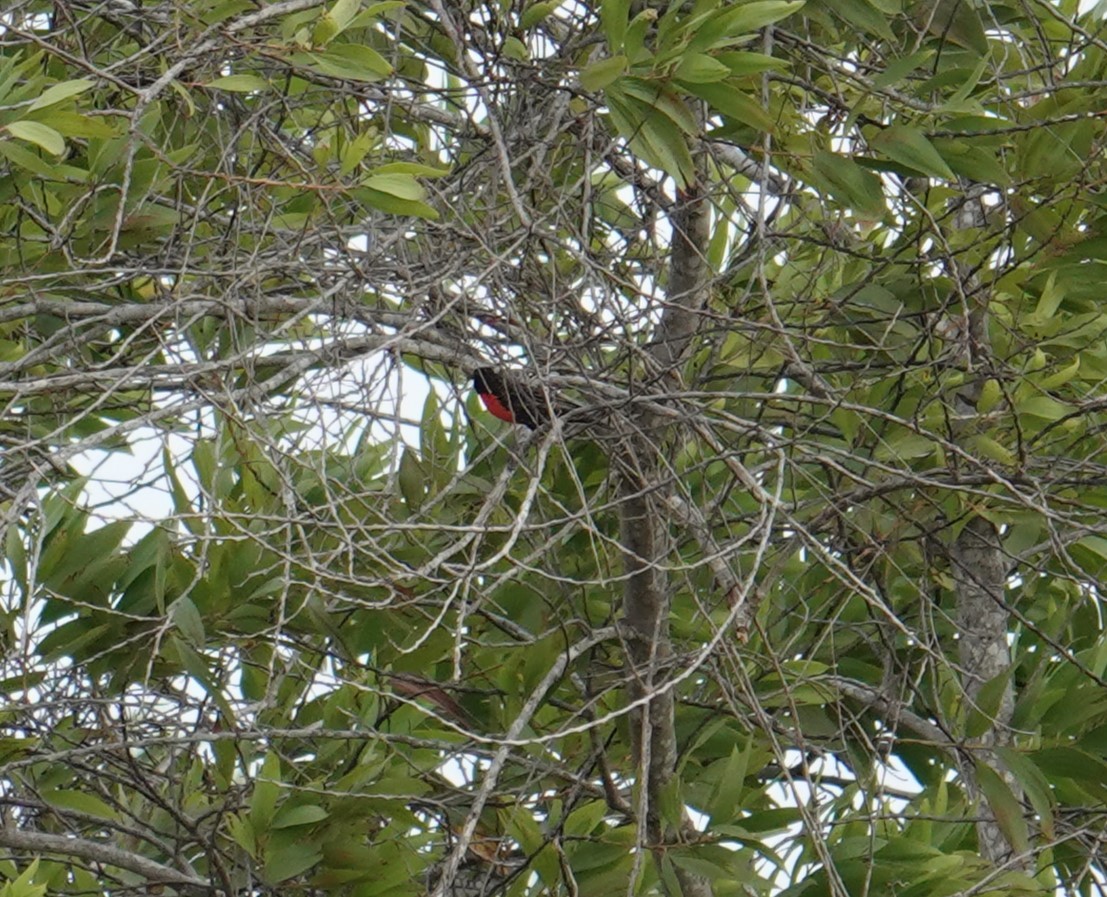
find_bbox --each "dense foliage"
[1,0,1106,895]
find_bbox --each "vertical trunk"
[621,482,678,838]
[618,185,713,897]
[951,515,1021,864]
[946,186,1023,866]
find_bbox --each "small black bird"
[472,367,553,429]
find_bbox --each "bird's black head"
[472,367,500,393]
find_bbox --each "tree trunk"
[946,186,1024,867]
[619,185,713,897]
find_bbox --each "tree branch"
[0,828,213,894]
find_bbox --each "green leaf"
[606,84,695,186]
[1037,356,1080,391]
[1070,535,1107,576]
[943,56,989,111]
[502,35,528,59]
[701,1,805,44]
[1032,746,1107,783]
[967,434,1016,467]
[874,431,934,462]
[27,110,115,139]
[263,841,323,883]
[347,1,406,29]
[170,596,206,647]
[372,161,450,178]
[205,74,270,92]
[37,621,117,663]
[872,50,936,88]
[5,121,65,155]
[313,0,361,44]
[398,448,423,511]
[659,853,683,897]
[966,669,1012,738]
[29,78,95,111]
[624,8,658,61]
[705,743,751,823]
[1016,395,1070,422]
[6,525,27,594]
[913,0,987,53]
[601,0,631,50]
[868,125,955,180]
[996,747,1056,839]
[563,800,608,836]
[356,186,439,219]
[824,0,895,41]
[44,519,130,591]
[974,763,1029,856]
[521,1,560,30]
[271,804,330,828]
[251,752,282,833]
[674,53,731,83]
[618,78,699,135]
[362,172,426,200]
[579,55,627,91]
[1,859,44,897]
[226,814,257,857]
[680,79,775,132]
[1028,273,1064,323]
[163,448,202,536]
[42,789,120,821]
[739,807,802,832]
[295,45,392,82]
[0,137,59,175]
[933,139,1011,186]
[715,50,787,76]
[811,150,885,218]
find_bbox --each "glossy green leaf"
[679,79,775,132]
[5,120,65,155]
[580,55,627,91]
[996,747,1056,839]
[294,45,392,81]
[356,186,439,219]
[271,804,330,828]
[170,596,206,647]
[618,78,699,134]
[674,53,732,83]
[29,79,95,111]
[206,74,270,92]
[966,669,1012,738]
[363,172,426,200]
[42,789,119,821]
[251,753,282,833]
[399,447,424,510]
[521,1,560,30]
[974,764,1029,857]
[372,161,450,178]
[869,125,955,180]
[0,136,59,175]
[715,50,787,75]
[313,0,361,44]
[704,1,805,43]
[600,0,631,50]
[812,150,886,218]
[606,84,696,186]
[263,841,323,883]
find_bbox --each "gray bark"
[951,515,1021,865]
[946,185,1023,866]
[0,828,214,894]
[619,184,713,897]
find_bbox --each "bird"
[471,367,554,430]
